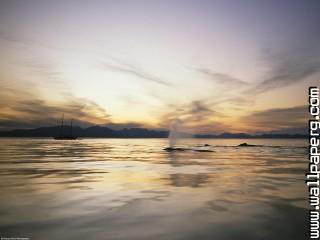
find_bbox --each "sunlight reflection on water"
[0,138,308,240]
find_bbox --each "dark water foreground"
[0,138,308,240]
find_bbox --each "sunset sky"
[0,0,319,134]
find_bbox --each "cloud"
[20,58,60,76]
[101,58,171,86]
[0,28,35,45]
[104,122,146,130]
[162,101,216,122]
[251,14,320,94]
[253,56,320,94]
[0,76,111,130]
[0,97,111,130]
[0,28,64,51]
[159,102,308,134]
[238,105,308,133]
[15,57,65,88]
[221,96,255,107]
[159,100,231,134]
[196,68,249,87]
[188,67,255,110]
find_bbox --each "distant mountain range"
[0,126,307,138]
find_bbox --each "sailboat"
[54,114,78,140]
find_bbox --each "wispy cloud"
[16,57,65,88]
[0,28,69,51]
[101,58,171,86]
[195,68,249,87]
[250,18,320,94]
[252,58,320,94]
[0,28,34,46]
[188,67,255,110]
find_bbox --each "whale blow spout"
[168,119,183,148]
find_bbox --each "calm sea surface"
[0,138,308,240]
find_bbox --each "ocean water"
[0,138,308,240]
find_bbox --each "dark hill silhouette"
[0,126,307,138]
[0,126,168,138]
[83,126,117,137]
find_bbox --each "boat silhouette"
[54,114,77,140]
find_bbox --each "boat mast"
[59,114,64,137]
[70,119,73,137]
